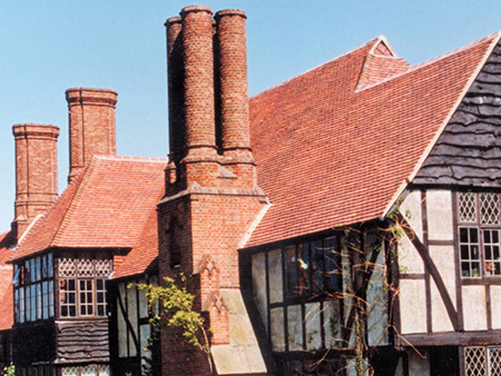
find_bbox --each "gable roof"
[246,33,500,248]
[0,231,15,331]
[11,156,166,262]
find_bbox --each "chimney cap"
[165,16,182,27]
[65,87,118,106]
[214,9,247,20]
[12,123,60,138]
[180,5,213,17]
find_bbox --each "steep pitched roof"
[11,156,166,261]
[111,203,160,280]
[0,231,15,331]
[247,33,500,247]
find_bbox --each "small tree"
[137,274,213,375]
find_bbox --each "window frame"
[457,191,501,279]
[13,253,54,324]
[56,253,112,319]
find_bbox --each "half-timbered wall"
[109,276,158,376]
[398,189,457,337]
[245,228,388,374]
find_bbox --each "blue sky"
[0,0,500,230]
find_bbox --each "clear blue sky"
[0,0,500,231]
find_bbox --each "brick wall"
[159,6,267,375]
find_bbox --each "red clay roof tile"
[246,33,500,247]
[11,156,166,262]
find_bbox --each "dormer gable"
[356,37,411,90]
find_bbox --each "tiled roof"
[246,34,500,247]
[112,201,160,280]
[0,231,15,331]
[11,156,166,261]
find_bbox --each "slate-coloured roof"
[11,156,166,262]
[247,34,500,247]
[0,231,15,331]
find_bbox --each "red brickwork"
[12,123,59,240]
[166,16,185,158]
[159,6,266,375]
[215,10,252,157]
[181,6,217,157]
[66,88,117,183]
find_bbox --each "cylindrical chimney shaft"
[13,123,59,239]
[166,16,185,158]
[66,88,118,183]
[215,10,251,156]
[180,6,217,156]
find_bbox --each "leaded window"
[14,253,54,323]
[465,346,501,376]
[57,255,112,318]
[250,235,344,353]
[458,192,501,278]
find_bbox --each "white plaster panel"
[426,190,453,241]
[430,246,456,309]
[398,233,424,274]
[400,190,423,242]
[305,302,322,350]
[409,350,430,376]
[430,281,454,332]
[400,279,427,334]
[251,252,268,332]
[491,286,501,329]
[462,285,487,331]
[368,249,389,346]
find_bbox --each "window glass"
[285,246,298,297]
[458,192,501,278]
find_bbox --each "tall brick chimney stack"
[166,16,184,158]
[159,6,268,375]
[65,88,118,183]
[215,10,253,163]
[12,123,59,240]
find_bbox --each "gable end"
[414,40,501,187]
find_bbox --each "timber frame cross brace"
[396,212,459,331]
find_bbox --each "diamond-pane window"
[77,259,94,277]
[95,259,113,277]
[62,367,78,376]
[465,346,486,376]
[59,258,76,277]
[460,192,477,223]
[480,193,500,225]
[489,347,501,376]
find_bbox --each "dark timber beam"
[396,213,459,331]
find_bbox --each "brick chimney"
[159,7,267,375]
[65,88,117,183]
[12,123,59,241]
